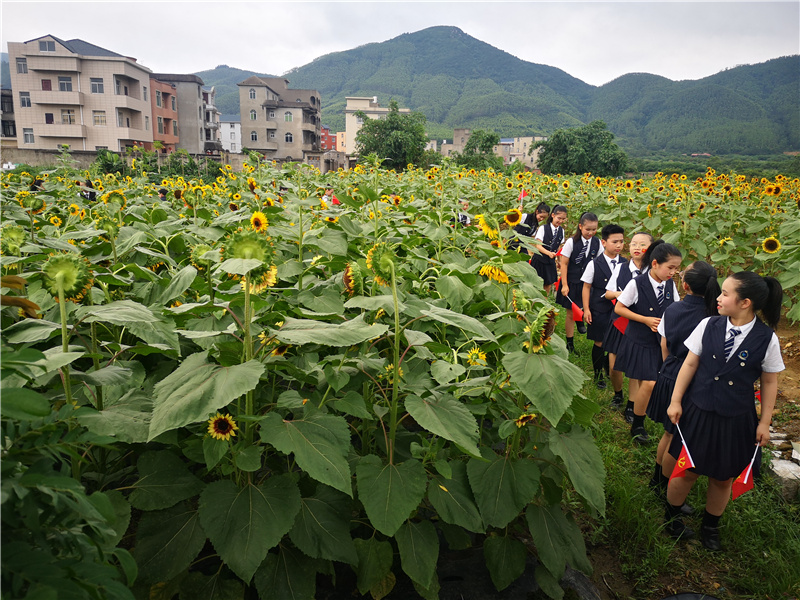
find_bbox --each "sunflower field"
[1,155,798,600]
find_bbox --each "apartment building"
[148,78,179,153]
[8,35,153,151]
[336,131,346,153]
[150,73,219,155]
[440,128,472,158]
[1,89,17,147]
[344,96,410,156]
[220,114,241,153]
[238,76,321,163]
[320,124,336,151]
[508,136,547,170]
[202,87,222,154]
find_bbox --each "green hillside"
[193,27,798,154]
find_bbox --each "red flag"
[669,442,696,483]
[518,189,528,201]
[754,390,762,403]
[732,446,759,500]
[555,279,561,291]
[571,301,584,323]
[613,316,629,334]
[331,195,340,205]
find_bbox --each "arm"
[559,255,569,297]
[660,336,668,362]
[756,371,778,446]
[667,350,700,424]
[614,301,660,331]
[605,289,621,301]
[582,282,592,324]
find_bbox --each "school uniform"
[613,273,678,381]
[581,254,625,342]
[647,295,707,433]
[530,223,564,286]
[512,213,539,254]
[602,261,643,355]
[668,316,784,480]
[555,235,600,310]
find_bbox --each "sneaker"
[666,518,695,541]
[576,322,587,335]
[611,394,623,408]
[624,405,635,423]
[596,378,607,390]
[631,425,651,445]
[700,526,721,551]
[680,502,696,516]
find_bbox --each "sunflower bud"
[343,262,364,297]
[365,242,396,287]
[1,225,26,256]
[42,253,94,303]
[191,244,219,271]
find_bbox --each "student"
[454,198,471,226]
[665,272,783,549]
[613,240,682,444]
[581,224,625,388]
[322,187,340,206]
[81,179,97,202]
[158,188,168,201]
[604,232,653,410]
[648,261,720,507]
[530,205,567,295]
[513,202,550,255]
[557,212,600,352]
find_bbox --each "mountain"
[192,26,798,154]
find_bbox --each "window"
[90,77,104,94]
[61,109,75,124]
[39,40,55,52]
[156,90,162,107]
[356,117,363,125]
[171,96,176,111]
[96,146,108,150]
[173,120,178,136]
[58,77,72,92]
[231,143,236,152]
[93,110,106,125]
[41,79,52,91]
[269,131,276,139]
[16,58,27,74]
[45,113,54,124]
[23,128,34,144]
[249,88,256,100]
[250,131,257,142]
[269,110,275,119]
[157,117,164,134]
[145,116,149,130]
[285,133,293,143]
[19,92,31,108]
[143,86,148,101]
[284,111,292,122]
[118,111,124,127]
[2,121,17,137]
[230,132,235,140]
[250,110,257,121]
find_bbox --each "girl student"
[512,201,550,254]
[557,212,601,352]
[613,240,682,444]
[529,204,567,295]
[580,223,626,388]
[604,232,653,410]
[665,272,783,549]
[647,261,720,509]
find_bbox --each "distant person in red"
[323,187,340,206]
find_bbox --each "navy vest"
[624,275,676,347]
[659,295,708,379]
[566,236,600,282]
[514,212,538,238]
[687,317,772,417]
[589,255,626,315]
[532,225,563,264]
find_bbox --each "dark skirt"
[647,374,677,434]
[614,336,662,381]
[604,320,625,355]
[555,278,583,310]
[587,309,612,342]
[668,401,760,481]
[532,254,558,286]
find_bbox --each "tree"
[532,121,628,176]
[454,129,504,171]
[354,100,429,170]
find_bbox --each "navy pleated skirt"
[532,255,558,286]
[604,321,625,355]
[556,278,583,310]
[614,336,662,381]
[587,309,612,342]
[647,374,677,434]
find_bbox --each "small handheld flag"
[613,316,630,334]
[669,424,696,483]
[732,445,759,500]
[567,297,584,322]
[518,189,529,201]
[754,390,762,403]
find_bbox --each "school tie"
[575,241,587,264]
[656,284,665,306]
[634,269,641,276]
[610,259,617,268]
[724,328,742,359]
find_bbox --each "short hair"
[159,188,168,195]
[601,223,624,240]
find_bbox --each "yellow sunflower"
[466,346,487,366]
[207,413,238,441]
[50,216,62,227]
[250,211,268,233]
[68,203,81,216]
[761,237,781,254]
[504,208,522,227]
[514,413,536,428]
[479,262,509,284]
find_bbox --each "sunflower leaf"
[356,456,427,536]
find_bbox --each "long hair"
[641,239,681,269]
[729,271,783,329]
[571,211,598,244]
[546,204,567,228]
[683,261,720,316]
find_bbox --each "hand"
[561,283,569,297]
[646,317,661,332]
[667,401,682,424]
[756,423,771,447]
[584,309,593,324]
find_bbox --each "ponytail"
[683,261,720,316]
[729,272,783,329]
[535,201,551,215]
[642,239,682,268]
[547,205,567,227]
[763,277,783,329]
[571,211,598,244]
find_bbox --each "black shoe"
[631,425,651,445]
[666,518,695,541]
[611,394,623,408]
[624,405,634,423]
[576,322,587,335]
[701,526,722,551]
[680,502,696,516]
[596,378,607,390]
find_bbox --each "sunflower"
[207,413,238,441]
[343,262,364,297]
[466,346,487,366]
[772,185,782,196]
[42,253,94,303]
[505,181,514,190]
[221,229,275,282]
[68,203,81,216]
[504,208,522,227]
[561,180,570,190]
[49,216,62,227]
[365,242,396,287]
[624,180,634,189]
[271,344,290,357]
[698,202,706,211]
[762,236,781,254]
[248,265,279,293]
[479,262,509,284]
[1,224,26,256]
[229,202,239,212]
[191,244,219,271]
[325,216,339,223]
[514,413,536,428]
[250,211,268,233]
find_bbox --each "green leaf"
[199,476,301,583]
[129,451,205,510]
[179,571,244,600]
[259,412,352,496]
[0,388,51,420]
[333,391,372,420]
[112,548,138,587]
[344,294,404,314]
[323,364,350,392]
[289,486,358,564]
[356,455,427,536]
[483,535,526,591]
[502,351,586,426]
[427,462,484,532]
[159,264,198,304]
[396,520,439,589]
[217,258,263,276]
[405,394,480,457]
[353,538,394,595]
[253,546,316,600]
[75,299,157,324]
[305,228,348,255]
[419,303,496,341]
[436,274,474,309]
[233,445,263,472]
[525,504,591,580]
[75,389,152,443]
[148,351,265,440]
[78,365,133,386]
[467,449,540,528]
[203,435,229,470]
[273,315,389,347]
[430,360,466,385]
[3,319,60,343]
[133,503,207,584]
[548,427,606,515]
[534,564,565,600]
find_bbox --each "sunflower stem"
[387,262,401,465]
[110,237,118,266]
[56,284,74,406]
[244,273,254,444]
[28,212,35,244]
[297,205,304,291]
[88,293,103,411]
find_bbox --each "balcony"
[116,127,149,142]
[30,90,84,105]
[27,55,80,72]
[264,120,278,129]
[301,142,321,153]
[205,121,219,130]
[257,141,278,151]
[114,94,144,112]
[301,122,318,133]
[37,123,87,138]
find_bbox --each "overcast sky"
[2,1,798,87]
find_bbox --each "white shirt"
[606,260,645,292]
[617,273,680,307]
[534,223,561,243]
[581,253,620,284]
[560,235,594,259]
[684,316,784,372]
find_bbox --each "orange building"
[148,77,179,153]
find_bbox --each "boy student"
[581,224,626,388]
